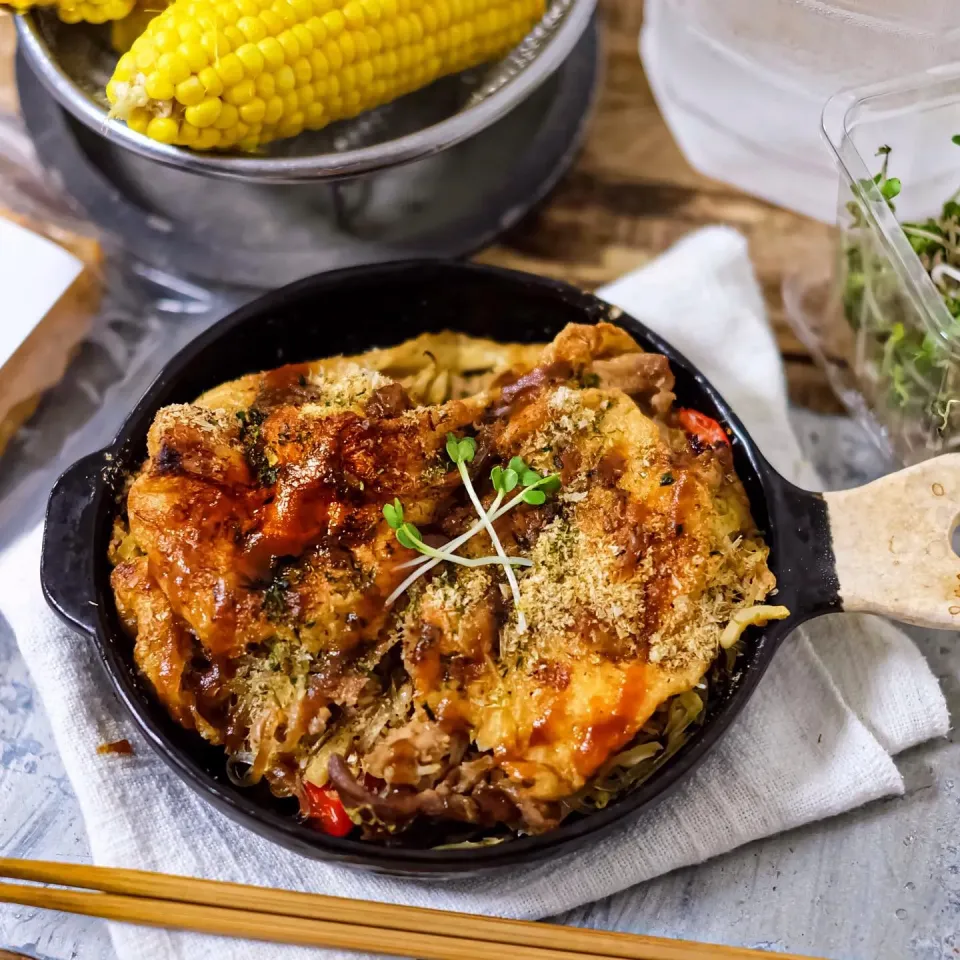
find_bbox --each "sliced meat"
[589,352,676,415]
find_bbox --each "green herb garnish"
[842,141,960,452]
[383,442,561,623]
[382,497,528,570]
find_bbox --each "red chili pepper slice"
[678,408,731,448]
[303,781,354,837]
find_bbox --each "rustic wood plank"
[479,0,843,413]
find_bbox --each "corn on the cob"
[106,0,546,151]
[3,0,133,23]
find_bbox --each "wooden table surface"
[0,1,840,412]
[477,0,840,412]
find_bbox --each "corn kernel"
[152,28,179,52]
[282,90,299,114]
[113,52,137,81]
[275,63,296,90]
[293,57,312,83]
[324,38,344,70]
[177,41,207,71]
[339,63,356,92]
[297,83,315,106]
[421,3,438,31]
[215,0,240,23]
[224,77,256,105]
[184,97,222,127]
[321,8,345,35]
[259,8,285,33]
[240,98,267,123]
[178,21,204,43]
[338,31,356,62]
[277,30,300,60]
[215,101,240,127]
[378,21,396,47]
[255,72,277,97]
[178,121,200,145]
[198,65,225,96]
[276,111,304,137]
[154,50,190,84]
[263,95,284,123]
[291,23,314,52]
[343,0,364,27]
[310,49,330,76]
[258,36,286,69]
[361,0,381,21]
[236,42,266,76]
[200,30,233,58]
[356,59,374,86]
[146,116,179,143]
[144,72,176,100]
[236,14,267,42]
[364,25,382,52]
[272,0,296,26]
[195,127,222,148]
[127,107,151,134]
[174,76,206,105]
[289,0,312,18]
[352,30,369,59]
[306,16,328,44]
[305,101,325,128]
[224,25,247,49]
[134,42,159,71]
[214,52,245,85]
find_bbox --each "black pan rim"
[47,259,811,874]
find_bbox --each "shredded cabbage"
[567,689,706,813]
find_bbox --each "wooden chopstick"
[0,859,822,960]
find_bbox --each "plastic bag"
[0,99,242,548]
[640,0,960,223]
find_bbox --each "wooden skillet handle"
[824,454,960,630]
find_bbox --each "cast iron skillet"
[41,261,960,877]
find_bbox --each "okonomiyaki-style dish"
[108,321,788,845]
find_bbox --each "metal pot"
[14,0,597,183]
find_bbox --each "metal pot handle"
[41,451,105,636]
[824,454,960,630]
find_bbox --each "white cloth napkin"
[0,226,948,960]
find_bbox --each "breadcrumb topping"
[304,364,392,412]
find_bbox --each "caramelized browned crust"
[110,324,780,838]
